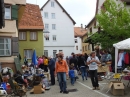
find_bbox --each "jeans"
[89,70,99,87]
[70,77,75,85]
[50,68,55,85]
[57,72,67,91]
[80,67,87,80]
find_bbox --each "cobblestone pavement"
[2,76,130,97]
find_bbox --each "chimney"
[81,24,83,32]
[85,25,87,29]
[81,24,83,29]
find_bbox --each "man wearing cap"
[48,56,55,85]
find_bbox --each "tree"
[91,0,130,50]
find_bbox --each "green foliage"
[91,0,130,50]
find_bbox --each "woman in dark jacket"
[78,55,87,81]
[69,54,78,71]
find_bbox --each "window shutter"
[11,5,18,20]
[0,0,5,28]
[12,37,19,56]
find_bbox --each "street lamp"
[43,30,50,38]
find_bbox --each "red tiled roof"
[18,3,44,30]
[74,27,87,37]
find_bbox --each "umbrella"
[32,50,38,65]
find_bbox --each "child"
[69,66,75,86]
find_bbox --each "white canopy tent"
[113,38,130,73]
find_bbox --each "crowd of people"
[22,50,112,94]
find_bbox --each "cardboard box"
[109,81,124,96]
[98,65,109,72]
[34,84,42,94]
[30,84,45,94]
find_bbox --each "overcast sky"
[27,0,97,27]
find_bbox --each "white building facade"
[41,0,76,58]
[74,37,82,54]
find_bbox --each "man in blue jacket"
[48,56,55,85]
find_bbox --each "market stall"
[113,38,130,73]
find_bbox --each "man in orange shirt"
[55,55,69,94]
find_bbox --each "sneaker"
[63,91,69,94]
[71,84,74,86]
[96,87,100,90]
[60,91,63,93]
[92,87,96,90]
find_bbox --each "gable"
[41,0,76,25]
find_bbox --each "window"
[90,27,92,33]
[30,32,37,40]
[51,13,55,19]
[94,21,96,27]
[59,50,62,53]
[85,45,87,51]
[88,44,91,50]
[75,39,78,43]
[44,50,48,57]
[76,46,78,50]
[45,37,49,41]
[53,50,57,58]
[52,24,56,30]
[45,24,49,30]
[24,49,32,59]
[5,5,11,19]
[19,32,26,40]
[53,35,56,41]
[82,46,84,52]
[0,37,11,56]
[51,2,55,7]
[44,12,48,18]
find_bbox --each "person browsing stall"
[55,55,69,94]
[87,51,101,90]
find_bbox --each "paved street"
[2,76,130,97]
[25,76,130,97]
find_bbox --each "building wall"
[44,46,74,58]
[74,37,82,54]
[81,35,91,54]
[41,0,75,57]
[4,0,26,5]
[19,31,43,63]
[0,1,26,71]
[18,5,26,22]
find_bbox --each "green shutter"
[11,5,18,20]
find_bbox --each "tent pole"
[115,48,118,73]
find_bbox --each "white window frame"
[5,5,11,19]
[51,13,55,19]
[30,32,37,40]
[88,44,91,50]
[59,50,63,53]
[44,12,48,18]
[0,37,11,56]
[19,32,26,40]
[53,50,57,58]
[75,39,78,43]
[45,24,49,30]
[76,46,78,50]
[52,24,56,30]
[44,50,48,57]
[52,35,56,41]
[45,37,49,41]
[51,2,55,7]
[24,50,32,59]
